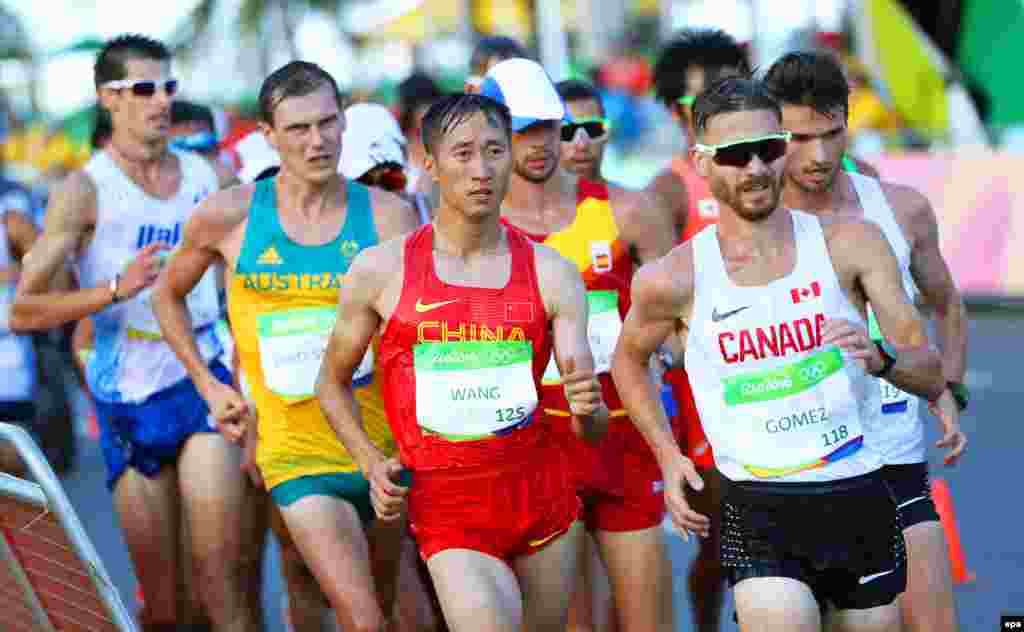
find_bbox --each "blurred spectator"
[339,103,432,222]
[91,107,113,151]
[466,36,530,92]
[169,100,220,158]
[842,55,902,140]
[396,72,444,206]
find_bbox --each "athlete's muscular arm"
[825,220,944,401]
[893,185,967,383]
[317,241,407,520]
[646,169,689,239]
[152,186,249,435]
[10,172,129,332]
[614,187,677,265]
[611,248,708,538]
[535,244,608,443]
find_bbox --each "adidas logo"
[257,245,283,265]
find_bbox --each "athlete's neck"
[107,132,170,173]
[431,208,503,259]
[502,169,575,230]
[275,171,346,222]
[716,204,792,261]
[781,170,853,220]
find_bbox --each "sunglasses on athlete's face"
[103,78,179,98]
[560,118,611,143]
[694,133,791,168]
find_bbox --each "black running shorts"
[721,470,907,612]
[881,462,940,528]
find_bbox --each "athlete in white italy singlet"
[77,148,224,404]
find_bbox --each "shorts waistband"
[411,452,550,484]
[724,469,883,497]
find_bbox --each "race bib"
[543,290,622,384]
[123,258,222,340]
[414,340,538,439]
[867,306,911,414]
[723,348,864,478]
[256,307,373,402]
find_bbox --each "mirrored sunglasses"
[693,132,791,168]
[560,117,611,142]
[102,78,179,98]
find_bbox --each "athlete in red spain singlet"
[317,94,608,632]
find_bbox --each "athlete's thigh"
[365,511,407,615]
[111,465,182,622]
[514,520,585,632]
[596,525,673,632]
[0,439,25,476]
[277,494,379,610]
[900,520,957,632]
[427,548,523,632]
[733,576,821,632]
[176,432,250,559]
[825,602,902,632]
[393,535,442,632]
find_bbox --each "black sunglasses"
[560,117,611,142]
[693,133,791,168]
[103,78,179,98]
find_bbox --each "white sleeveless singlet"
[77,149,224,404]
[684,210,882,483]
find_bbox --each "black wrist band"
[947,380,969,411]
[870,341,896,378]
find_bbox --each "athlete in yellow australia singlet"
[229,176,394,495]
[152,61,421,632]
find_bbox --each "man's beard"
[710,173,781,222]
[789,163,840,194]
[513,154,557,184]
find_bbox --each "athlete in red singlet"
[317,94,608,632]
[647,28,751,632]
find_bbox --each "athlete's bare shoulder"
[349,231,408,282]
[876,180,936,247]
[346,231,410,317]
[367,186,420,240]
[822,216,893,277]
[633,241,694,322]
[48,169,98,232]
[185,182,255,250]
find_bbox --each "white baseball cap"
[235,131,280,183]
[479,58,566,132]
[340,103,407,180]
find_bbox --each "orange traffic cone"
[931,477,975,584]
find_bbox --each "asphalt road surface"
[41,309,1024,630]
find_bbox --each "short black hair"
[91,107,113,150]
[421,94,511,156]
[171,100,215,132]
[470,36,529,75]
[692,77,781,140]
[653,28,750,108]
[555,80,604,116]
[397,72,444,133]
[763,51,850,118]
[94,34,171,89]
[259,61,344,126]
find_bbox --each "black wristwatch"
[947,381,969,411]
[869,341,896,378]
[109,274,121,304]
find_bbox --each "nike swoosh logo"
[415,299,459,313]
[711,305,751,322]
[858,568,895,585]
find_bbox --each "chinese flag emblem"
[790,281,821,304]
